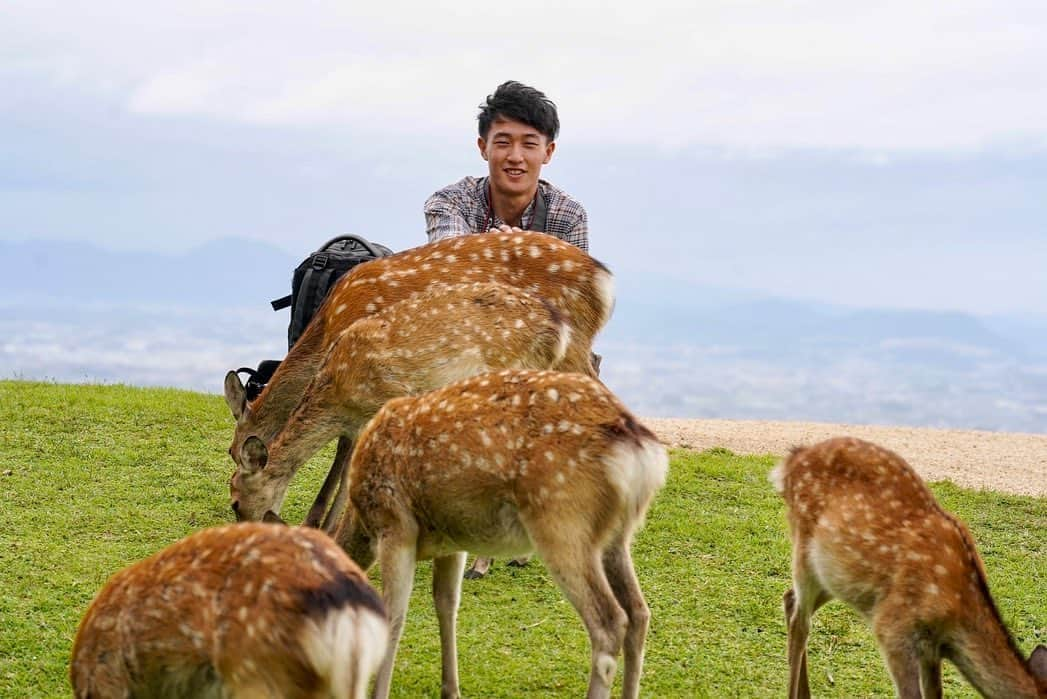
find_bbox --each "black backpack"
[271,234,394,349]
[235,234,393,401]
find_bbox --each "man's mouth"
[504,168,526,177]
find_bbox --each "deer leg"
[506,555,532,568]
[372,538,418,699]
[463,556,492,579]
[871,612,922,699]
[602,536,649,699]
[539,542,627,699]
[784,576,829,699]
[320,436,354,532]
[918,657,942,699]
[432,552,467,699]
[303,436,352,528]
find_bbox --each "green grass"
[1,380,1044,697]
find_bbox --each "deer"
[225,232,614,571]
[261,368,668,699]
[770,436,1047,699]
[70,522,388,699]
[227,280,571,526]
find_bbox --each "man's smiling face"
[478,116,555,199]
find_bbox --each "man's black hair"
[478,81,560,141]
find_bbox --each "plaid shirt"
[424,176,589,252]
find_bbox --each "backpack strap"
[291,266,321,341]
[531,187,548,233]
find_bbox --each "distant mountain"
[606,275,1046,362]
[0,237,298,309]
[4,237,1046,363]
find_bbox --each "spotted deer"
[70,523,388,699]
[227,280,571,526]
[289,369,668,699]
[770,437,1047,699]
[224,233,613,531]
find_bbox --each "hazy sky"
[4,1,1047,313]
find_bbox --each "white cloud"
[6,1,1047,149]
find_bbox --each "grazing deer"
[71,523,388,699]
[770,437,1047,699]
[228,281,571,525]
[278,369,666,699]
[224,232,614,535]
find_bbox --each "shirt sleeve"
[563,209,589,252]
[424,191,473,243]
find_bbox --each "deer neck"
[251,326,328,439]
[948,574,1042,698]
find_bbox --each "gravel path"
[644,418,1047,498]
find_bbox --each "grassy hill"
[1,380,1043,697]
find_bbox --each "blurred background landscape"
[4,236,1045,432]
[4,2,1047,433]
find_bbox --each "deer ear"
[262,510,287,526]
[224,371,247,421]
[239,436,269,475]
[1030,645,1047,681]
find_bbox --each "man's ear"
[543,140,556,165]
[224,371,247,421]
[477,136,489,161]
[239,436,269,475]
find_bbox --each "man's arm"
[562,210,589,253]
[424,192,473,243]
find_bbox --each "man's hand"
[488,225,524,234]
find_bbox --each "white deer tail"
[605,434,668,521]
[300,605,388,698]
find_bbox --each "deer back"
[71,523,387,699]
[334,369,668,565]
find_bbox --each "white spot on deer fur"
[529,245,541,258]
[545,451,555,462]
[927,583,940,596]
[547,388,559,402]
[934,564,948,576]
[480,430,493,447]
[542,423,554,434]
[334,303,347,314]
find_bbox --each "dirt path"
[644,418,1047,498]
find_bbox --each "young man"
[424,81,589,251]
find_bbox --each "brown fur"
[772,437,1047,699]
[229,280,574,523]
[320,369,669,699]
[224,232,614,526]
[225,231,612,446]
[70,523,387,699]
